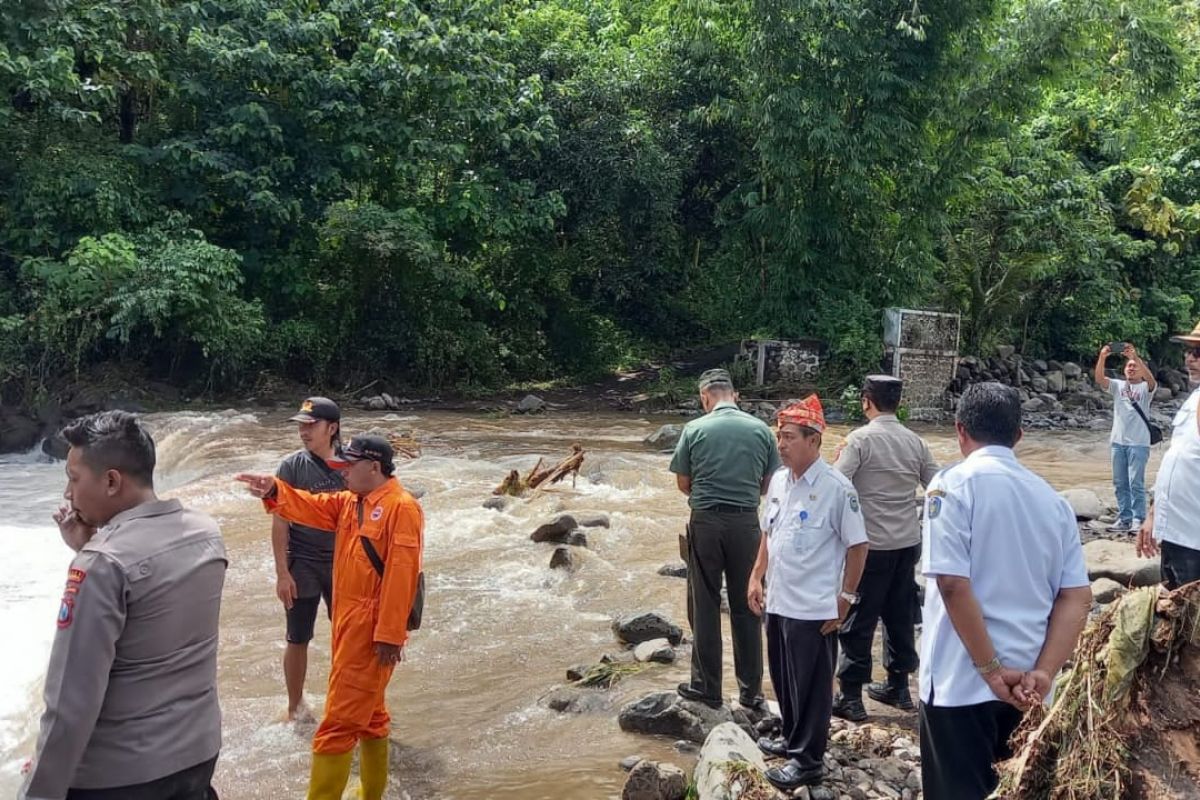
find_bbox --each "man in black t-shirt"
[274,397,344,721]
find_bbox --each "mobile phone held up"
[1109,341,1127,355]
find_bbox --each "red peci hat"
[778,394,826,433]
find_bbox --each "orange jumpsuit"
[266,477,423,754]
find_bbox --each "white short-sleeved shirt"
[1109,379,1152,446]
[761,459,868,621]
[919,446,1090,707]
[1152,387,1200,549]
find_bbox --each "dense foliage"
[1,0,1197,399]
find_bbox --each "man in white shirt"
[919,383,1092,800]
[1092,343,1157,533]
[747,395,868,791]
[1137,321,1200,588]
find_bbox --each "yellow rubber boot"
[357,737,389,800]
[305,751,353,800]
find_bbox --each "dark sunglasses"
[1188,347,1200,359]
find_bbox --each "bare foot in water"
[281,703,316,723]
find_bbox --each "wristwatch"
[839,591,860,605]
[975,656,1002,676]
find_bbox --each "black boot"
[867,673,914,711]
[831,691,867,722]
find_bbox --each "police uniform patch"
[849,494,860,513]
[927,496,943,520]
[370,506,384,522]
[57,597,75,629]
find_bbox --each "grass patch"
[572,661,650,689]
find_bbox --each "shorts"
[285,557,333,645]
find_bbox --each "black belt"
[697,504,758,514]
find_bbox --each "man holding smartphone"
[1093,343,1157,533]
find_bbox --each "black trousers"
[685,509,763,705]
[766,614,835,770]
[919,700,1021,800]
[66,756,219,800]
[1161,540,1200,590]
[837,544,920,690]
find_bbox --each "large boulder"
[996,345,1016,359]
[1091,577,1126,604]
[613,612,683,646]
[622,760,687,800]
[41,433,69,460]
[618,692,735,743]
[549,546,577,572]
[1060,488,1105,521]
[1046,370,1066,393]
[0,407,42,454]
[1031,375,1049,394]
[1022,397,1046,413]
[575,512,611,528]
[516,394,547,414]
[1154,386,1174,402]
[644,424,683,450]
[1062,362,1082,379]
[1083,539,1161,587]
[694,722,769,800]
[531,514,577,543]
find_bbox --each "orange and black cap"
[327,434,393,471]
[289,397,341,423]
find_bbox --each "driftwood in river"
[493,444,585,496]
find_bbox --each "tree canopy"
[1,0,1196,399]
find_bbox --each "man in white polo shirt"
[747,395,868,791]
[919,383,1092,800]
[1137,321,1200,587]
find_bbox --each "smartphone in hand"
[1109,341,1127,355]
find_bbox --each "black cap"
[327,434,394,471]
[288,397,341,423]
[863,374,903,410]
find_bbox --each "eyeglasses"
[1188,347,1200,359]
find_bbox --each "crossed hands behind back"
[986,667,1052,710]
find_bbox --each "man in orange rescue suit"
[236,434,423,800]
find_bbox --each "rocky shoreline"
[506,497,1154,800]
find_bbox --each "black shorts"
[285,557,333,645]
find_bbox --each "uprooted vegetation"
[996,583,1200,799]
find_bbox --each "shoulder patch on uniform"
[849,494,860,513]
[926,489,946,498]
[57,596,75,629]
[370,506,384,522]
[68,567,87,584]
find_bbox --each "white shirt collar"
[787,457,827,487]
[966,444,1016,461]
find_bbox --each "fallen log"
[493,444,585,496]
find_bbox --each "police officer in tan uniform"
[20,411,226,800]
[832,375,938,721]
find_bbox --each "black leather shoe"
[831,693,868,722]
[867,680,915,711]
[764,760,824,790]
[676,682,724,709]
[757,736,788,759]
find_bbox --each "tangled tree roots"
[493,444,585,496]
[995,582,1200,800]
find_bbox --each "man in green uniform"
[670,368,780,710]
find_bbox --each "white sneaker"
[1106,520,1133,533]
